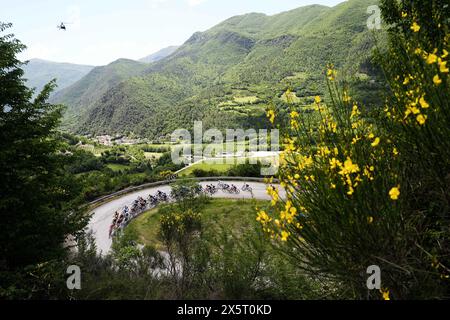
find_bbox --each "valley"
[2,0,448,303]
[29,0,385,140]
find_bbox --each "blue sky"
[2,0,345,66]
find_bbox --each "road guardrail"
[85,176,279,209]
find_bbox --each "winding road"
[88,180,286,254]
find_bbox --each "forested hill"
[56,0,384,139]
[22,59,94,95]
[50,59,148,127]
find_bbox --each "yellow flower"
[339,158,360,175]
[290,206,297,215]
[371,137,381,147]
[315,96,321,104]
[343,91,351,103]
[443,49,449,58]
[416,114,427,125]
[256,210,272,224]
[401,11,407,18]
[411,22,420,32]
[352,136,361,145]
[426,53,438,64]
[439,60,449,73]
[267,110,276,124]
[351,104,360,118]
[433,74,442,85]
[327,68,337,81]
[329,158,342,170]
[393,148,399,156]
[368,216,374,224]
[419,96,429,109]
[408,106,420,115]
[281,231,289,242]
[290,111,299,118]
[347,186,354,196]
[380,289,390,301]
[389,186,400,201]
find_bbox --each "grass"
[233,96,259,104]
[106,163,131,172]
[282,72,308,82]
[144,152,163,160]
[281,91,301,103]
[126,198,270,249]
[178,155,279,177]
[179,160,236,176]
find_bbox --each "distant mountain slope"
[63,0,383,139]
[50,58,147,126]
[139,46,180,63]
[22,59,94,94]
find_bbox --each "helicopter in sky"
[57,22,71,31]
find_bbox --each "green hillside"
[60,0,384,139]
[22,59,94,95]
[51,58,148,128]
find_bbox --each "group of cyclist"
[109,192,170,238]
[109,181,254,238]
[218,181,253,194]
[204,184,218,195]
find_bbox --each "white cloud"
[186,0,207,7]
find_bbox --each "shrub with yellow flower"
[256,0,450,300]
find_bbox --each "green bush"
[192,168,221,177]
[260,0,450,300]
[227,160,263,177]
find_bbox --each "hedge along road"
[88,179,286,254]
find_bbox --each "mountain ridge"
[139,46,180,63]
[22,59,94,95]
[54,0,383,139]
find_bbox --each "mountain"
[50,58,148,127]
[58,0,384,139]
[139,46,180,63]
[22,59,94,94]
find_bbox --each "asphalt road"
[88,180,286,254]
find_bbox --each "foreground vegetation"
[260,0,450,299]
[126,199,270,249]
[71,189,328,300]
[1,0,449,300]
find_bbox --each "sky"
[2,0,346,66]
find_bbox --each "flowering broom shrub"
[259,0,449,299]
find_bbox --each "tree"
[159,208,202,298]
[170,179,204,211]
[0,22,88,297]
